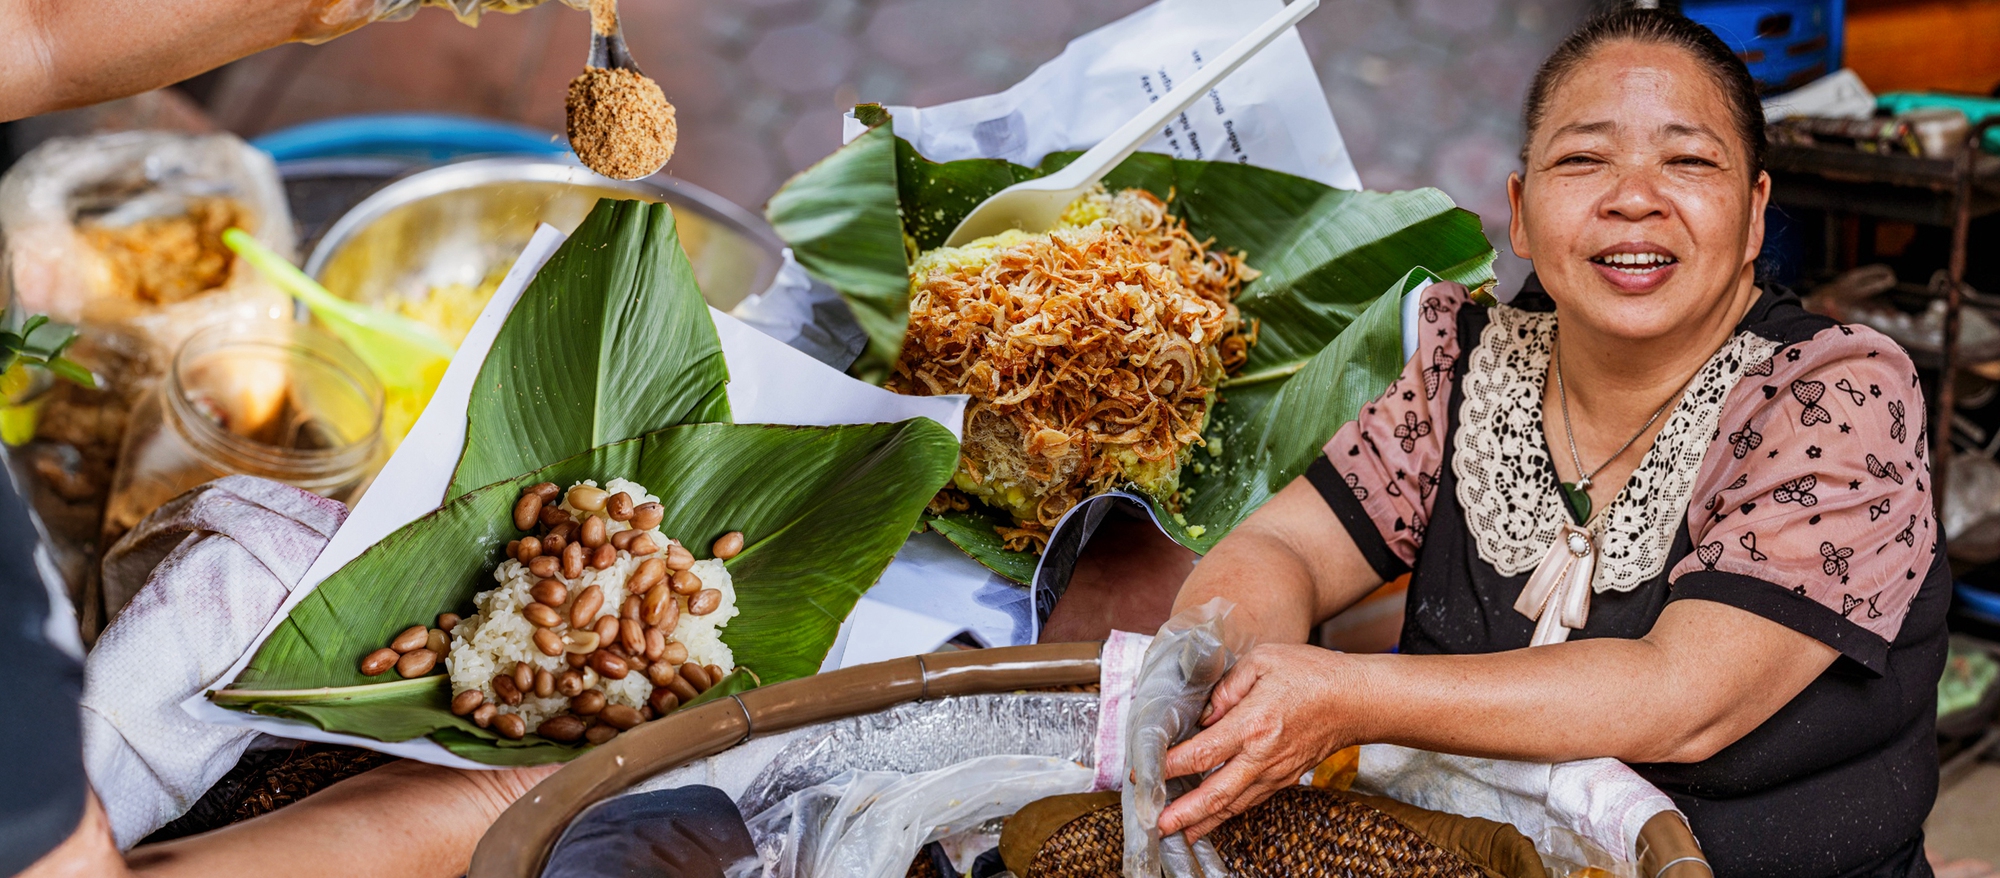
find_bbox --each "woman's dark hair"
[1521,9,1767,178]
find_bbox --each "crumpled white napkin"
[83,475,346,849]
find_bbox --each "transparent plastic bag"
[1122,598,1246,878]
[740,754,1094,878]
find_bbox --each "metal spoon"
[942,0,1320,247]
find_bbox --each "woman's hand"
[1156,644,1361,840]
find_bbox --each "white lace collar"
[1451,306,1778,592]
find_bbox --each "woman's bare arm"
[0,0,344,123]
[1170,474,1388,647]
[1158,598,1837,839]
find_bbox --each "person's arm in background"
[0,0,413,123]
[21,762,558,878]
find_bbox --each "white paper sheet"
[184,224,967,767]
[843,0,1360,191]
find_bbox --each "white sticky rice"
[447,478,740,729]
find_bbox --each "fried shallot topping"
[890,188,1256,549]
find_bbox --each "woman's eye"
[1671,156,1718,168]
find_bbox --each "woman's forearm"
[1172,476,1385,646]
[127,760,556,878]
[0,0,323,122]
[1336,599,1838,764]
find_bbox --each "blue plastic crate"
[1683,0,1845,97]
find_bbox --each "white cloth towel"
[82,475,345,848]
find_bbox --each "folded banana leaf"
[766,108,1495,577]
[446,198,732,500]
[218,419,958,765]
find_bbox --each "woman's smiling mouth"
[1589,244,1679,291]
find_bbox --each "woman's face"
[1507,40,1770,342]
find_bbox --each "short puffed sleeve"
[1668,325,1934,675]
[1307,281,1467,581]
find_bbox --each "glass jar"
[103,318,383,543]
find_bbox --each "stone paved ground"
[204,0,1599,288]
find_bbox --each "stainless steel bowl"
[304,157,783,313]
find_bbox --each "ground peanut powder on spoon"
[566,67,677,180]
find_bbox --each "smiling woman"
[1158,9,1949,878]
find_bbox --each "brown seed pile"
[566,67,677,180]
[361,480,746,746]
[1023,787,1490,878]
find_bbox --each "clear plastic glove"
[291,0,585,44]
[1122,599,1246,878]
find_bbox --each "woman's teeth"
[1592,252,1677,274]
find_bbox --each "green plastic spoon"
[222,228,454,392]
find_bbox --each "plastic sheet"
[1122,599,1244,878]
[740,755,1094,878]
[291,0,584,43]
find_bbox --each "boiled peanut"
[621,618,645,654]
[472,703,497,728]
[565,650,589,668]
[562,630,600,654]
[516,536,542,563]
[590,543,616,570]
[551,520,578,541]
[571,690,605,715]
[557,669,585,697]
[528,482,560,501]
[659,640,688,666]
[563,542,586,578]
[542,531,568,555]
[538,714,586,743]
[569,585,604,628]
[606,492,633,521]
[641,585,674,627]
[451,689,484,716]
[593,615,620,644]
[621,595,642,621]
[649,686,681,715]
[712,531,745,560]
[529,556,561,579]
[599,704,643,730]
[567,485,607,512]
[647,660,679,687]
[534,668,555,698]
[494,712,526,740]
[640,705,656,721]
[533,628,564,657]
[706,665,726,684]
[513,493,543,531]
[680,662,713,691]
[540,503,573,528]
[524,603,561,628]
[654,594,681,634]
[426,628,449,655]
[666,675,699,702]
[611,529,639,551]
[507,539,520,557]
[590,650,630,680]
[644,626,667,661]
[437,613,461,633]
[530,578,568,606]
[629,558,667,595]
[396,648,438,677]
[360,648,398,676]
[585,724,619,745]
[628,535,658,556]
[493,673,523,706]
[513,661,536,692]
[665,544,695,571]
[580,515,607,549]
[631,502,664,532]
[689,588,722,616]
[670,569,702,595]
[390,625,428,653]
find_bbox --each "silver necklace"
[1552,328,1692,521]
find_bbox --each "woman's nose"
[1597,167,1670,223]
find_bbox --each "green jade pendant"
[1560,478,1592,522]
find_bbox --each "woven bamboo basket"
[466,642,1709,878]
